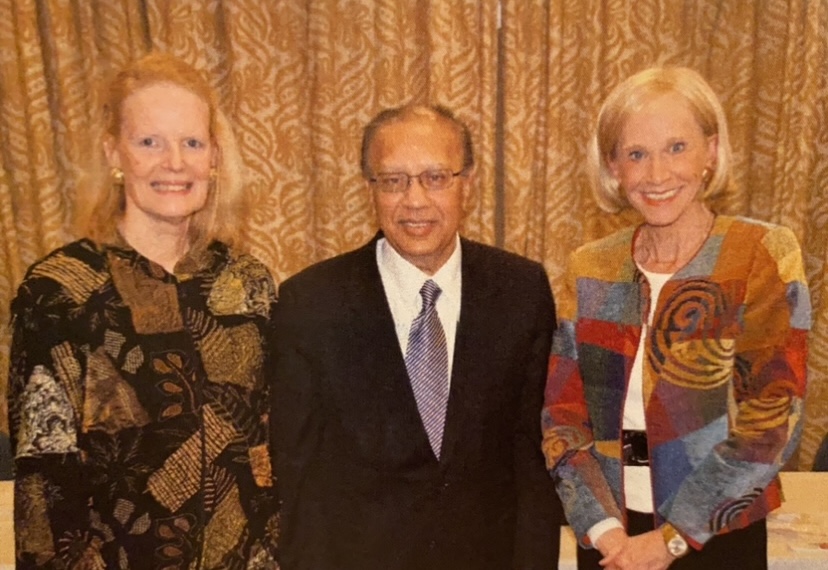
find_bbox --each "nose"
[164,144,184,170]
[647,155,670,183]
[401,175,429,206]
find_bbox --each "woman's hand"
[599,529,675,570]
[595,527,629,570]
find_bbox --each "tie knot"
[419,279,441,308]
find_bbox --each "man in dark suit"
[272,104,562,569]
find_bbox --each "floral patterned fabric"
[7,238,279,569]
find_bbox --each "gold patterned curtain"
[1,0,827,475]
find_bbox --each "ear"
[459,167,476,212]
[103,135,121,169]
[706,133,719,168]
[462,166,476,190]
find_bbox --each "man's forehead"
[374,115,460,146]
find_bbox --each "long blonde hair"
[74,52,246,251]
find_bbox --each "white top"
[376,235,462,380]
[587,266,673,544]
[622,267,672,513]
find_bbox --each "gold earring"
[702,167,712,184]
[111,167,124,184]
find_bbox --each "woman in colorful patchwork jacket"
[542,67,810,570]
[8,53,279,569]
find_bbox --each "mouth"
[398,220,437,234]
[151,181,193,192]
[642,187,679,202]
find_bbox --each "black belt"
[622,430,649,466]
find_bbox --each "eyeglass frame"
[367,168,467,194]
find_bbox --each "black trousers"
[576,510,768,570]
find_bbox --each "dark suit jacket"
[272,235,562,570]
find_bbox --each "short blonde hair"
[589,66,732,213]
[74,52,246,250]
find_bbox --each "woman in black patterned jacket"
[8,53,279,569]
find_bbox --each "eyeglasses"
[368,169,464,193]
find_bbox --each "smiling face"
[105,82,214,236]
[367,114,468,275]
[608,92,717,228]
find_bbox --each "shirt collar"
[378,234,462,313]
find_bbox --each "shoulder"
[718,215,800,251]
[573,226,635,260]
[215,243,276,286]
[718,218,808,299]
[199,242,277,319]
[12,239,110,312]
[460,238,545,277]
[16,239,109,304]
[717,216,804,275]
[279,240,375,297]
[459,239,553,310]
[274,242,377,334]
[567,226,636,280]
[23,238,106,277]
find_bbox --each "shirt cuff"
[587,517,624,547]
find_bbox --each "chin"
[642,217,680,228]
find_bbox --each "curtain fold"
[1,0,827,472]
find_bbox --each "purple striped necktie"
[405,279,449,458]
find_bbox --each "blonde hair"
[74,52,246,250]
[589,66,732,213]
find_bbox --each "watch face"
[668,535,689,557]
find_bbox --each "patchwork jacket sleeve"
[541,254,623,545]
[660,224,811,546]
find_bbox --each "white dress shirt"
[376,235,462,380]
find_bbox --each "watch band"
[661,522,690,558]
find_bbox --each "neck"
[635,204,714,273]
[118,217,191,274]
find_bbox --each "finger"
[599,552,621,567]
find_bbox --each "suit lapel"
[344,235,437,461]
[439,239,499,466]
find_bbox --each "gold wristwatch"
[660,522,689,558]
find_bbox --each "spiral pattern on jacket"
[648,280,733,390]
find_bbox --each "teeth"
[645,189,678,201]
[152,182,191,192]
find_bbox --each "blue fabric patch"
[577,277,640,325]
[787,280,812,330]
[552,320,577,360]
[580,345,626,439]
